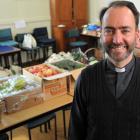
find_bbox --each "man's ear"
[136,29,140,39]
[136,29,140,48]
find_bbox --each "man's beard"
[103,44,135,62]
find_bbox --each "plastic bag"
[22,34,37,48]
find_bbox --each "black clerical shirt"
[105,57,135,98]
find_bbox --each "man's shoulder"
[136,56,140,61]
[82,60,105,74]
[135,57,140,64]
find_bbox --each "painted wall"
[0,0,139,37]
[89,0,140,24]
[0,0,51,36]
[88,0,117,24]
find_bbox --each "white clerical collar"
[115,67,125,73]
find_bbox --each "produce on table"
[45,52,73,63]
[0,75,39,98]
[26,64,61,78]
[52,59,85,71]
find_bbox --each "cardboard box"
[4,87,43,113]
[0,75,44,113]
[42,77,67,99]
[0,101,4,122]
[49,59,86,96]
[23,64,71,100]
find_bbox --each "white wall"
[89,0,114,24]
[89,0,140,24]
[129,0,140,12]
[0,0,140,37]
[0,0,51,36]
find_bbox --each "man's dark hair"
[99,1,139,28]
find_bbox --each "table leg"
[17,52,22,67]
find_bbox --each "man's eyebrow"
[103,26,131,30]
[103,26,115,30]
[121,26,131,29]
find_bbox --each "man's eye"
[104,29,114,35]
[122,29,130,34]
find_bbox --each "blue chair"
[33,27,56,61]
[26,113,57,140]
[0,28,18,47]
[66,28,88,52]
[0,133,9,140]
[15,33,40,66]
[10,113,57,140]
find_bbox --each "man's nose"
[113,30,123,44]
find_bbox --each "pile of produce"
[26,64,61,78]
[0,75,39,98]
[46,50,88,64]
[45,52,73,63]
[52,59,85,71]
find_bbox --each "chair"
[9,113,57,140]
[65,28,88,52]
[33,27,56,61]
[15,33,40,66]
[0,28,20,67]
[26,113,57,140]
[0,133,9,140]
[0,28,18,47]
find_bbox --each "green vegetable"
[13,77,27,90]
[52,59,85,71]
[0,76,27,95]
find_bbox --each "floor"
[9,110,71,140]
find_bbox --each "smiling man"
[68,1,140,140]
[101,4,138,67]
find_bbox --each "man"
[68,1,140,140]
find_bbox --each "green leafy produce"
[0,76,27,95]
[0,81,10,90]
[13,77,27,90]
[52,59,85,71]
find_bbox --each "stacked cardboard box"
[50,59,86,96]
[23,63,71,100]
[0,75,43,113]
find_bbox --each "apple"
[30,68,38,74]
[36,71,43,77]
[52,69,59,75]
[43,68,53,77]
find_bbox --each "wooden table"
[0,94,73,134]
[0,46,22,68]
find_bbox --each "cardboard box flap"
[71,67,84,80]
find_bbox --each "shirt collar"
[106,57,135,73]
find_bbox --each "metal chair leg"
[40,125,43,132]
[28,128,32,140]
[54,116,57,140]
[10,131,12,140]
[63,109,67,138]
[44,123,48,132]
[48,120,51,130]
[37,48,40,63]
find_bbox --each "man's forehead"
[102,6,136,28]
[103,6,134,20]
